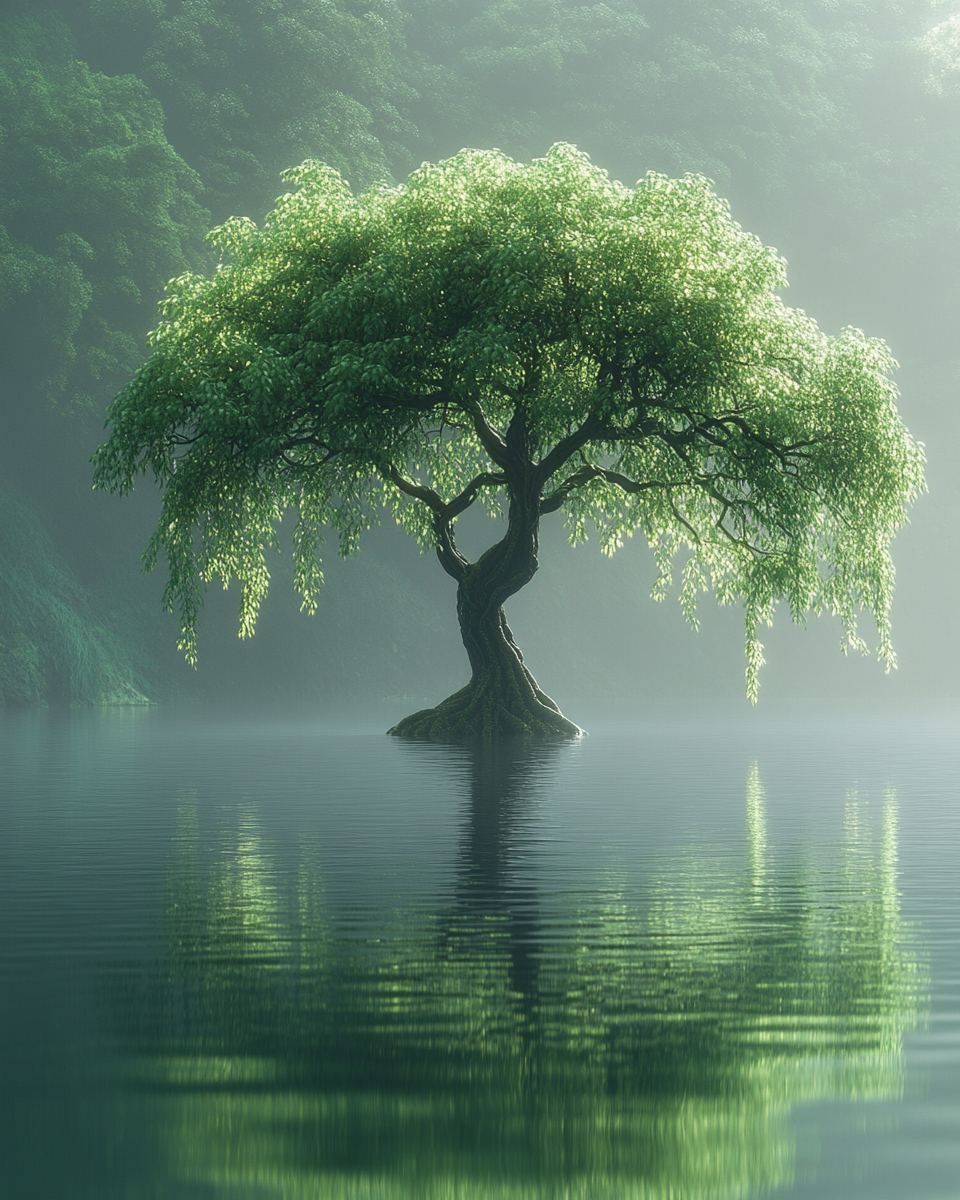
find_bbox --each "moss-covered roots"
[388,679,582,741]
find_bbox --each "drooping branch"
[613,389,826,474]
[544,453,804,557]
[280,438,338,470]
[540,462,676,514]
[386,463,504,520]
[683,412,824,472]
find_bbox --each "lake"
[1,702,957,1199]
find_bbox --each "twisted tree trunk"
[388,487,582,742]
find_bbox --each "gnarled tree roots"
[388,677,583,742]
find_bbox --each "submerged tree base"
[388,681,584,742]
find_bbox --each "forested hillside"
[2,0,957,706]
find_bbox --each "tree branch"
[534,411,603,489]
[540,460,680,514]
[384,464,446,513]
[434,514,469,582]
[458,397,510,468]
[445,471,506,520]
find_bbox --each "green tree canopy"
[93,144,924,737]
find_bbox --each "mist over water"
[2,703,958,1198]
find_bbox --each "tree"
[92,144,924,739]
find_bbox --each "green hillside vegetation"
[70,0,415,217]
[1,10,208,408]
[0,480,150,705]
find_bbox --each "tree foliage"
[94,145,924,706]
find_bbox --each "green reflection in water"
[116,748,928,1199]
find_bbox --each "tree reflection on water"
[115,743,928,1199]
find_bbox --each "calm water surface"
[1,703,957,1199]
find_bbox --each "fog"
[2,0,958,714]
